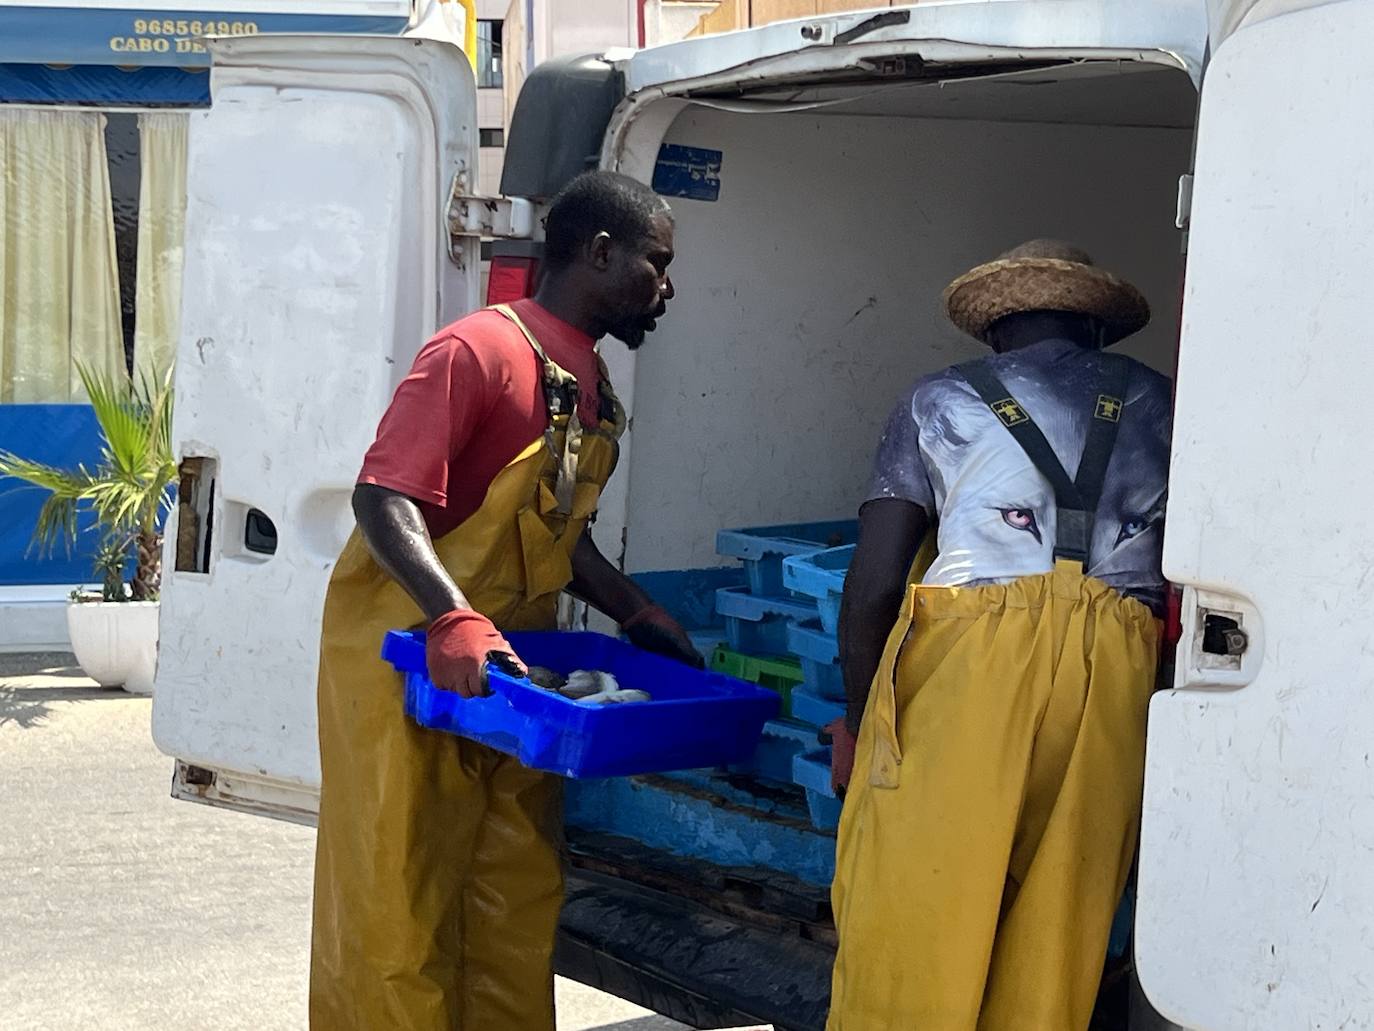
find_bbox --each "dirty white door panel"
[1138,5,1374,1027]
[151,36,479,814]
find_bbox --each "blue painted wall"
[0,405,104,586]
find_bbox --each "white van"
[150,2,1374,1028]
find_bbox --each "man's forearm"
[838,499,930,734]
[352,483,470,621]
[839,588,906,734]
[567,531,652,623]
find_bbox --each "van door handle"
[1175,586,1263,690]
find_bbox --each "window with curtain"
[132,111,188,382]
[0,108,125,403]
[0,107,188,588]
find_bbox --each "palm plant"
[0,364,176,602]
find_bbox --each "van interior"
[557,58,1198,1030]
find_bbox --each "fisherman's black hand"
[624,618,706,669]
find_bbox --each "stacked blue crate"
[790,680,844,728]
[782,544,851,635]
[710,521,855,788]
[786,619,844,700]
[714,585,817,655]
[793,747,842,831]
[782,545,852,705]
[735,718,825,783]
[712,521,855,660]
[784,622,846,821]
[714,584,821,785]
[714,519,857,596]
[779,544,858,828]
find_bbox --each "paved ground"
[0,653,691,1031]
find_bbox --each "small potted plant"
[0,365,175,694]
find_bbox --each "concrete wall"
[474,0,510,194]
[503,0,636,127]
[497,0,638,191]
[646,1,720,45]
[477,86,505,194]
[689,0,888,36]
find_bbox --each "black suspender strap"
[956,360,1081,505]
[955,353,1132,565]
[1073,355,1130,513]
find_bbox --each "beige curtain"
[0,108,124,403]
[132,112,188,383]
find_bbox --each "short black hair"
[543,171,670,270]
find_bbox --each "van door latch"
[1201,611,1249,660]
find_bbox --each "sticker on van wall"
[652,144,722,202]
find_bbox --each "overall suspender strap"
[1073,355,1131,513]
[954,353,1131,565]
[490,303,582,516]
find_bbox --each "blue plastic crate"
[793,747,843,831]
[800,656,844,700]
[787,619,845,701]
[716,520,858,597]
[787,618,839,663]
[687,628,728,656]
[715,586,817,656]
[732,717,821,783]
[791,682,845,728]
[382,630,779,778]
[783,544,853,636]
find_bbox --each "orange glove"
[426,609,526,698]
[622,604,705,669]
[823,717,858,798]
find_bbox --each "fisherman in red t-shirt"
[309,172,697,1031]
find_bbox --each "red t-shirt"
[358,299,603,540]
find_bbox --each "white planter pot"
[66,600,160,695]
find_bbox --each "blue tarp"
[0,63,212,106]
[0,406,105,586]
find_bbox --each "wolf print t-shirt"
[867,338,1173,610]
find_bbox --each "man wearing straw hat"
[825,240,1172,1030]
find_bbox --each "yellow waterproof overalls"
[309,304,624,1031]
[829,355,1161,1031]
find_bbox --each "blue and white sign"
[0,2,411,67]
[652,143,723,203]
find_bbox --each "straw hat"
[942,239,1151,345]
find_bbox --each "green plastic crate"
[709,645,804,717]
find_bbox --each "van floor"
[562,829,1136,1031]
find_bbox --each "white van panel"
[615,101,1191,573]
[1139,4,1374,1028]
[151,37,479,791]
[627,0,1208,93]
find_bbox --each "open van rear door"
[1138,4,1374,1027]
[150,35,481,822]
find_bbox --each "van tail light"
[486,241,543,305]
[487,256,539,304]
[1164,584,1184,647]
